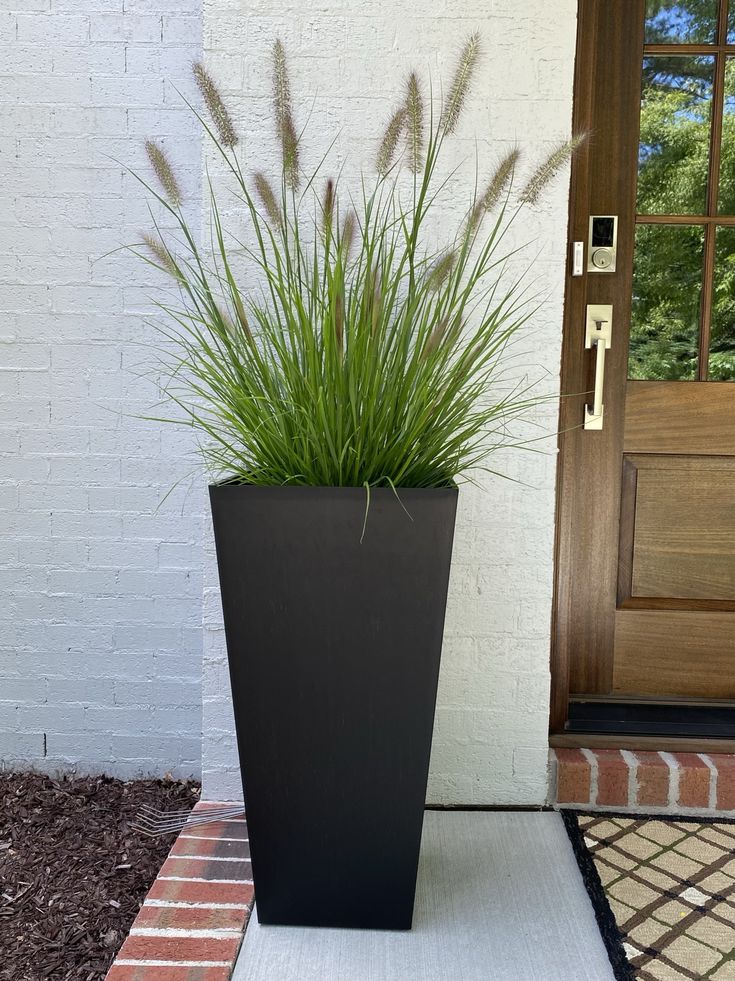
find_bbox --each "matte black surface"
[568,699,735,737]
[209,485,458,930]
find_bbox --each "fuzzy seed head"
[192,61,238,148]
[370,268,382,337]
[405,72,424,174]
[334,288,344,356]
[231,288,252,341]
[141,232,178,277]
[376,107,406,176]
[145,140,182,207]
[341,211,356,259]
[427,250,457,292]
[272,38,300,190]
[520,133,587,206]
[442,32,480,135]
[421,316,451,360]
[253,171,282,227]
[469,148,520,234]
[322,178,335,237]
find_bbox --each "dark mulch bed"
[0,771,200,981]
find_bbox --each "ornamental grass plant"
[134,35,582,489]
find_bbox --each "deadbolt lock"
[587,215,618,273]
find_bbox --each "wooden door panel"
[631,469,735,600]
[613,611,735,698]
[551,0,735,730]
[624,382,735,454]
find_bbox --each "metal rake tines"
[137,803,244,820]
[131,803,245,837]
[131,807,245,837]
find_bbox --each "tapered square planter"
[209,484,458,930]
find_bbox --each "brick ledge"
[105,801,252,981]
[550,749,735,815]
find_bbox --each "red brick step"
[551,749,735,814]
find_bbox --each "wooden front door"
[552,0,735,738]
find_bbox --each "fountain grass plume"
[254,171,281,227]
[405,72,424,174]
[322,178,336,237]
[273,38,300,189]
[520,134,586,205]
[376,106,407,175]
[469,148,521,234]
[442,32,480,134]
[193,61,238,148]
[145,140,181,206]
[341,211,356,258]
[141,232,178,277]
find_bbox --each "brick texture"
[200,0,579,807]
[107,969,231,981]
[677,753,711,808]
[0,2,203,777]
[555,748,591,804]
[634,751,670,807]
[134,904,247,931]
[116,936,241,963]
[715,756,735,810]
[552,750,735,816]
[105,801,252,980]
[595,750,630,807]
[146,878,253,906]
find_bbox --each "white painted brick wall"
[1,1,204,779]
[201,0,577,804]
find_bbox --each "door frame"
[550,0,645,735]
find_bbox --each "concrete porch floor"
[232,810,615,981]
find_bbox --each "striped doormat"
[562,811,735,981]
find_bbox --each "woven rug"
[562,810,735,980]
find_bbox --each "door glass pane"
[719,58,735,213]
[644,0,719,44]
[629,223,704,380]
[709,226,735,379]
[729,0,735,41]
[637,55,714,215]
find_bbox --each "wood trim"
[626,452,735,471]
[550,732,735,753]
[549,0,600,732]
[571,692,735,706]
[620,597,735,612]
[550,0,646,728]
[699,15,729,377]
[616,458,637,605]
[636,214,735,224]
[644,45,735,55]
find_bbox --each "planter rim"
[209,481,458,494]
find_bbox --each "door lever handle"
[584,304,612,431]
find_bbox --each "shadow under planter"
[209,484,458,930]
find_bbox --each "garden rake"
[131,802,245,837]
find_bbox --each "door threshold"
[550,733,735,754]
[566,698,735,739]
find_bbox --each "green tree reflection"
[629,6,735,380]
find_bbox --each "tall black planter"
[209,484,458,930]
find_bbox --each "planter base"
[210,485,458,930]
